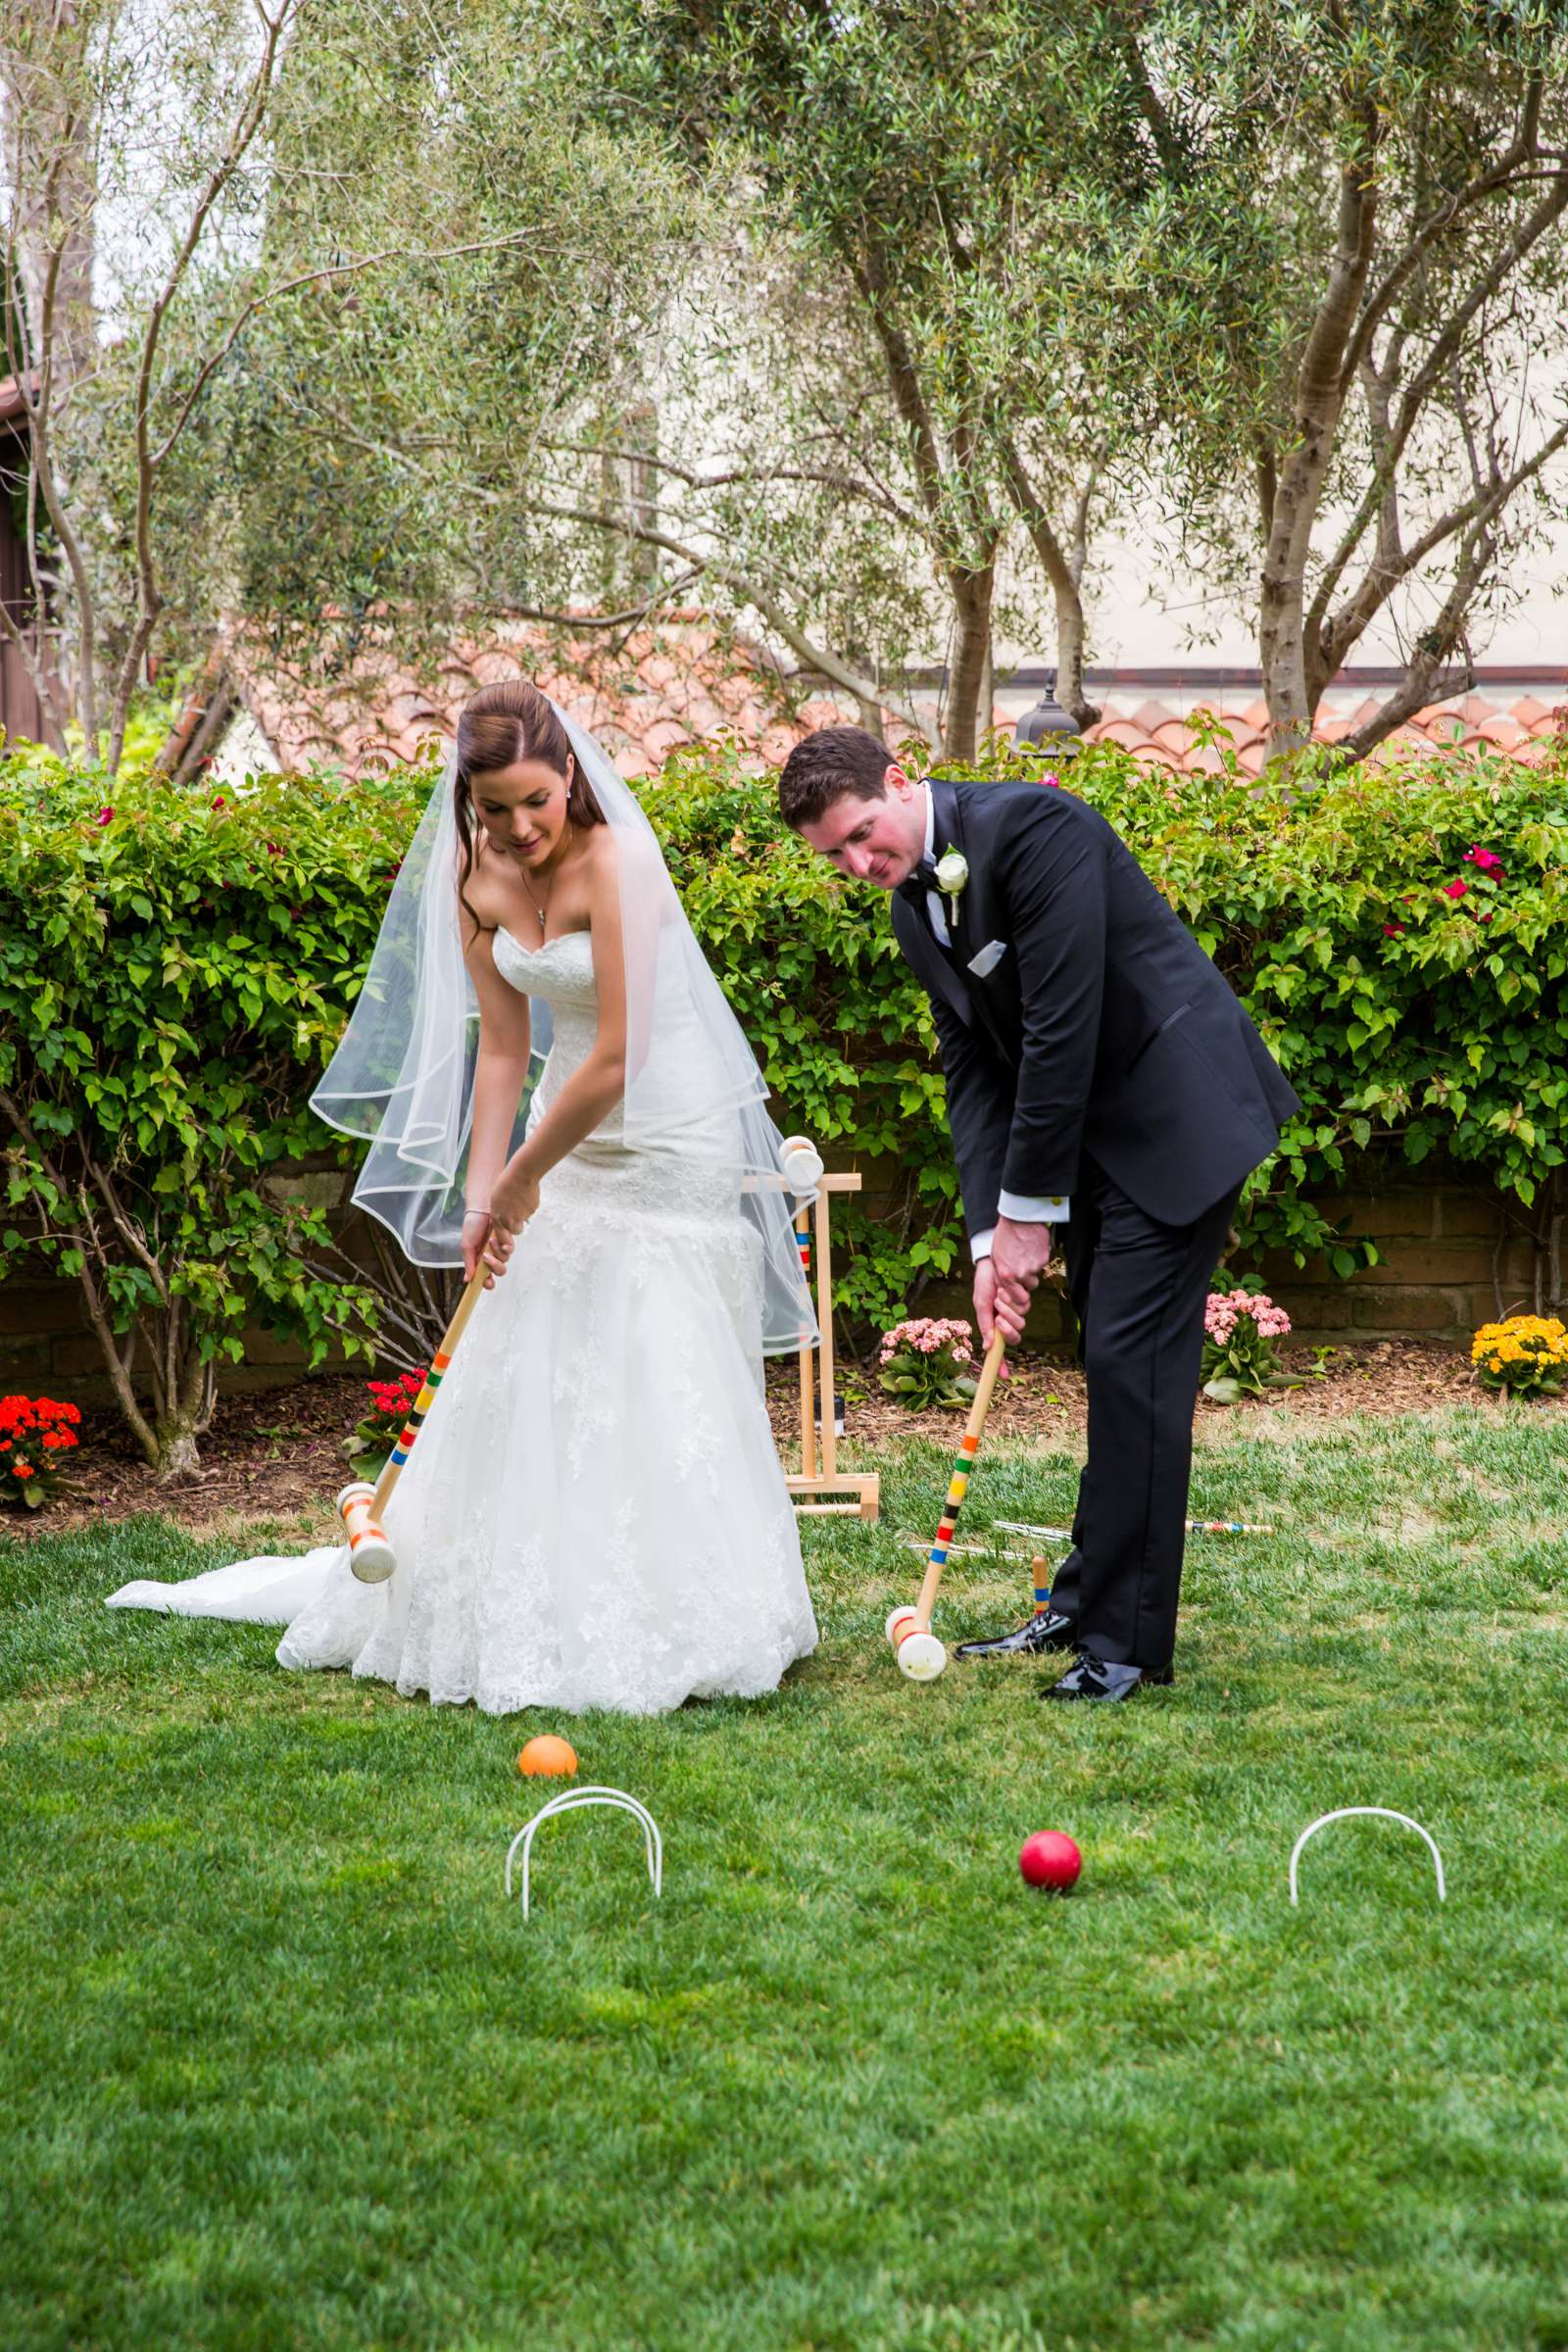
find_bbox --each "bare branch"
[1320,410,1568,677]
[527,497,928,735]
[1341,73,1546,391]
[106,2,304,765]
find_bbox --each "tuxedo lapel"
[891,889,974,1028]
[935,780,1010,1058]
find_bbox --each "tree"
[0,0,657,772]
[568,0,1134,755]
[1093,3,1568,760]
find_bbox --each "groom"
[779,727,1300,1700]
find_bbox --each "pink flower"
[1462,846,1504,872]
[95,806,113,825]
[1041,772,1061,789]
[1383,923,1404,937]
[212,795,226,810]
[1442,878,1468,900]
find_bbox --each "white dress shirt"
[917,785,1069,1261]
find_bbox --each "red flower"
[1383,923,1405,937]
[1442,878,1468,900]
[12,1461,31,1478]
[1479,912,1493,924]
[95,806,114,826]
[212,795,226,810]
[1462,846,1504,872]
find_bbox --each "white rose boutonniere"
[934,846,969,899]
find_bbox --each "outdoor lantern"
[1014,668,1083,758]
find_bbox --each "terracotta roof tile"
[233,613,859,781]
[233,618,1566,787]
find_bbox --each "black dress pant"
[1047,1155,1240,1669]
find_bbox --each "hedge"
[5,727,1568,1469]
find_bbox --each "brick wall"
[0,1172,1542,1404]
[887,1175,1540,1348]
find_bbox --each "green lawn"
[6,1410,1568,2352]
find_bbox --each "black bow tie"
[897,858,939,906]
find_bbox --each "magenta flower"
[1462,846,1504,872]
[1383,922,1404,937]
[1442,878,1468,900]
[212,795,226,810]
[95,806,113,826]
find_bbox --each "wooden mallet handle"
[338,1258,491,1581]
[913,1328,1008,1632]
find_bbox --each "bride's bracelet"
[462,1207,490,1222]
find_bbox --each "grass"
[6,1408,1568,2351]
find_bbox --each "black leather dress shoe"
[1042,1653,1175,1702]
[955,1609,1078,1659]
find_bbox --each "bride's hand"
[489,1159,541,1242]
[462,1210,513,1287]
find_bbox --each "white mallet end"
[337,1480,397,1586]
[348,1534,397,1585]
[779,1136,824,1198]
[896,1630,949,1682]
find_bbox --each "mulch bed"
[7,1336,1547,1540]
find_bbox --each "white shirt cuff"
[971,1196,1069,1260]
[998,1191,1069,1222]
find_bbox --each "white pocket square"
[967,939,1008,979]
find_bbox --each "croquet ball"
[1019,1831,1081,1890]
[518,1735,578,1778]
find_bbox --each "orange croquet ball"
[517,1735,578,1778]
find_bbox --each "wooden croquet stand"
[787,1172,880,1523]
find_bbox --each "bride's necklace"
[519,823,574,934]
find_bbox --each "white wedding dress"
[107,928,819,1715]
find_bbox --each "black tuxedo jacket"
[890,776,1301,1234]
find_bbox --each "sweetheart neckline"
[495,924,592,960]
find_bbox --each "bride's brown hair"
[454,680,607,934]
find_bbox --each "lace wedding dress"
[107,928,819,1715]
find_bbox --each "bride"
[108,682,820,1715]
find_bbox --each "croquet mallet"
[336,1260,491,1583]
[885,1328,1008,1682]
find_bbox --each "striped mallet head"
[336,1481,396,1584]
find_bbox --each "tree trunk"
[153,1421,204,1483]
[1054,574,1095,732]
[944,565,996,760]
[1258,562,1313,760]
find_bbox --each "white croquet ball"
[896,1631,949,1682]
[886,1603,919,1645]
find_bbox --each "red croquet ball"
[1019,1831,1082,1890]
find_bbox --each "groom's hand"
[978,1215,1054,1348]
[975,1255,1031,1348]
[992,1213,1054,1292]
